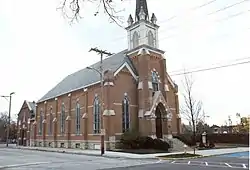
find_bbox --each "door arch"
[155,102,165,139]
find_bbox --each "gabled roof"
[18,100,36,116]
[38,49,138,103]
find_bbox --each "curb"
[11,147,159,160]
[157,155,204,160]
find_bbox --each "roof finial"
[127,14,134,26]
[135,0,149,21]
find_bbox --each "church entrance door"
[155,103,165,139]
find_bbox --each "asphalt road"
[0,148,160,170]
[104,151,249,170]
[0,147,248,170]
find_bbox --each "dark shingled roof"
[38,49,137,103]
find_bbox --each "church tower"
[126,0,159,50]
[125,0,181,138]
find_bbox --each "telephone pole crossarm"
[88,47,113,155]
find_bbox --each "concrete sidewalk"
[6,145,249,159]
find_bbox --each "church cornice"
[126,44,165,56]
[125,19,159,30]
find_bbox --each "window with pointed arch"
[93,95,100,134]
[132,31,139,49]
[76,102,81,135]
[39,110,43,135]
[152,71,159,96]
[148,30,154,47]
[60,103,65,134]
[49,107,53,135]
[122,94,130,132]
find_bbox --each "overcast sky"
[0,0,249,126]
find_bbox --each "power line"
[110,0,249,43]
[169,60,250,76]
[111,0,219,41]
[208,0,249,15]
[169,56,250,74]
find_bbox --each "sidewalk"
[8,145,249,159]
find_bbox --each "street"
[104,151,249,170]
[0,148,160,170]
[0,147,248,170]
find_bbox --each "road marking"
[188,161,190,164]
[156,159,162,163]
[171,161,175,164]
[242,164,247,169]
[205,162,208,166]
[225,163,232,167]
[0,162,51,169]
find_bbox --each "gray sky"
[0,0,249,126]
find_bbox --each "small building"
[17,100,36,146]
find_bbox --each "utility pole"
[1,92,15,147]
[88,47,113,155]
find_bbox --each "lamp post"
[86,65,105,155]
[1,92,15,147]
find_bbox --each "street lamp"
[86,66,105,155]
[1,92,15,147]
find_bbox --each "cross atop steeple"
[135,0,149,21]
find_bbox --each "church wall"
[110,69,138,135]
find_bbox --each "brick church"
[28,0,182,150]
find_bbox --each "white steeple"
[126,0,160,51]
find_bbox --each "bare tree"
[180,74,203,154]
[57,0,125,26]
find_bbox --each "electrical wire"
[169,60,250,76]
[110,0,249,42]
[169,56,250,74]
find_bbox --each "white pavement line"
[225,163,232,168]
[242,164,247,169]
[156,159,162,164]
[171,161,176,164]
[205,162,208,166]
[188,161,190,164]
[0,162,51,169]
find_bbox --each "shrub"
[199,142,205,148]
[118,131,170,151]
[152,138,170,150]
[208,141,215,148]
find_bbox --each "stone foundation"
[29,139,117,150]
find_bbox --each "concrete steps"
[169,138,193,152]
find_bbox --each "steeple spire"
[135,0,149,21]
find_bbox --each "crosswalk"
[170,160,249,169]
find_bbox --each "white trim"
[26,101,32,110]
[114,62,138,80]
[167,74,175,89]
[127,46,164,56]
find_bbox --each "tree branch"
[57,0,125,26]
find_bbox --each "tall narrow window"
[122,95,130,132]
[39,111,43,135]
[93,95,100,134]
[76,102,81,135]
[148,31,154,47]
[60,103,65,134]
[132,31,139,49]
[152,71,159,96]
[49,107,53,135]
